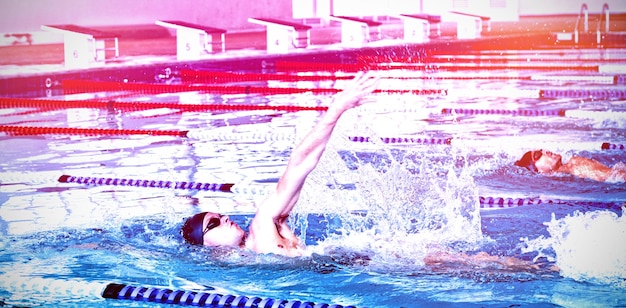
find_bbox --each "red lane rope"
[276,61,365,72]
[0,97,328,112]
[62,80,447,96]
[0,125,189,137]
[3,125,621,151]
[275,61,600,73]
[181,68,531,81]
[357,54,626,64]
[62,80,338,95]
[180,69,353,83]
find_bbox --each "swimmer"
[181,71,380,257]
[515,150,626,182]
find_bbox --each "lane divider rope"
[602,142,626,150]
[0,125,299,143]
[1,126,621,151]
[58,174,234,192]
[62,80,447,96]
[348,136,622,151]
[63,80,339,95]
[57,174,273,195]
[0,125,190,137]
[185,130,299,142]
[10,97,589,117]
[441,108,626,120]
[347,136,452,145]
[357,54,626,65]
[530,75,618,84]
[355,56,626,76]
[180,69,354,83]
[194,69,621,84]
[479,196,623,209]
[446,89,625,99]
[58,175,624,208]
[538,89,626,99]
[183,69,613,83]
[101,283,356,308]
[55,174,623,208]
[275,61,603,73]
[0,97,328,112]
[0,276,355,308]
[60,78,619,100]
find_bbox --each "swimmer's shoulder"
[246,216,305,257]
[561,156,612,181]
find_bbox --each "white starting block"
[328,16,383,48]
[396,14,441,43]
[155,20,226,60]
[449,11,491,39]
[41,24,119,68]
[248,18,312,54]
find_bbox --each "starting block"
[397,14,441,43]
[41,24,119,68]
[449,11,491,39]
[248,18,312,54]
[155,20,226,60]
[329,16,383,47]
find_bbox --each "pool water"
[0,47,625,307]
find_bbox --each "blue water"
[1,48,626,307]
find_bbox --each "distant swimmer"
[515,149,626,182]
[181,71,380,257]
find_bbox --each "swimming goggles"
[202,215,222,236]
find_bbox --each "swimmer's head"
[515,150,562,174]
[181,212,245,247]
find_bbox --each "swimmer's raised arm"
[260,71,379,219]
[183,72,379,254]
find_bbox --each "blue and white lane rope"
[479,197,623,209]
[347,136,452,145]
[538,89,626,99]
[347,136,623,151]
[602,142,626,150]
[57,174,274,196]
[444,88,626,99]
[58,174,234,192]
[530,75,618,84]
[186,130,299,142]
[101,283,355,308]
[0,276,355,308]
[441,108,626,121]
[56,174,623,209]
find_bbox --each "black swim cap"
[181,212,207,245]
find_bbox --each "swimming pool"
[0,46,625,307]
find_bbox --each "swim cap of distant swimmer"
[515,151,539,172]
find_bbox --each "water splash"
[522,207,626,286]
[293,120,484,268]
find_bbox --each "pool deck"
[0,15,625,94]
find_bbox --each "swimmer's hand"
[329,71,380,112]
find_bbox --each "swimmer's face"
[532,150,562,173]
[202,213,245,247]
